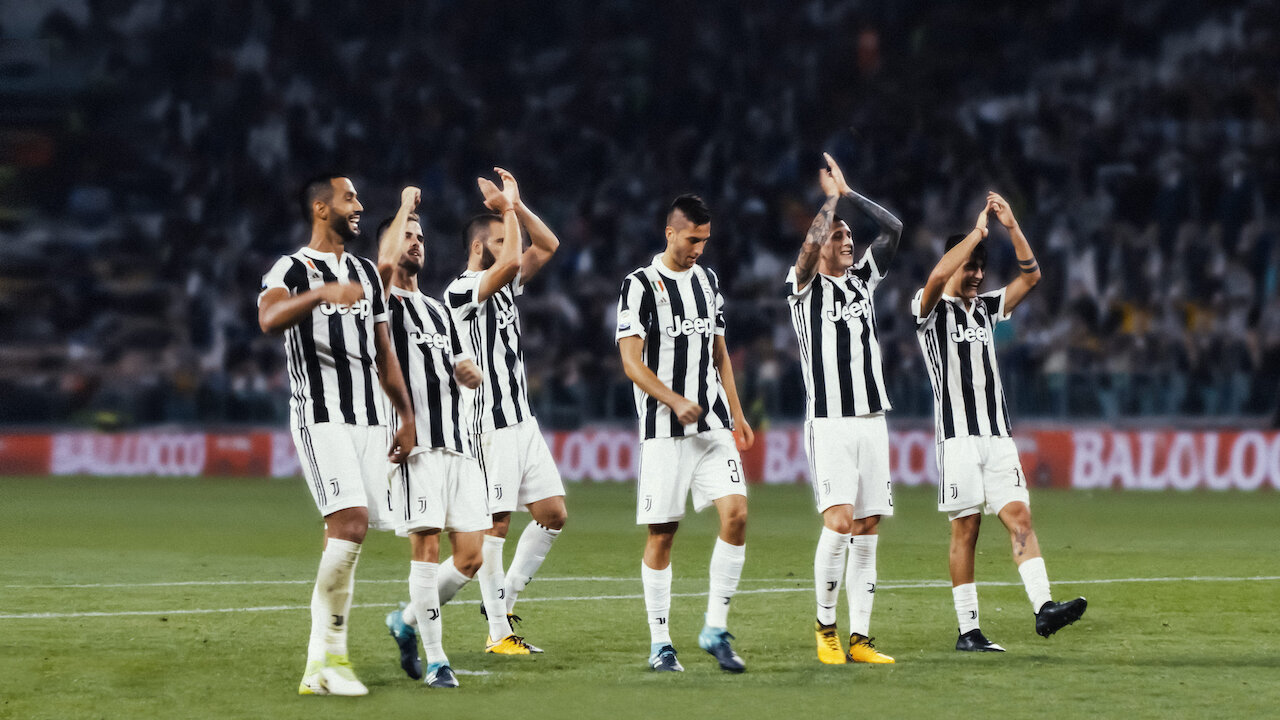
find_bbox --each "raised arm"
[826,152,903,270]
[793,160,840,292]
[919,204,990,317]
[618,336,703,426]
[493,168,560,284]
[376,186,421,293]
[987,192,1041,312]
[475,170,522,303]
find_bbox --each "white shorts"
[805,415,894,518]
[636,429,747,524]
[936,435,1029,520]
[477,418,565,514]
[292,423,397,532]
[390,448,492,536]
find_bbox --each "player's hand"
[974,203,991,238]
[494,167,521,207]
[819,167,839,198]
[454,359,483,389]
[401,186,421,209]
[733,418,755,452]
[389,420,416,464]
[987,191,1017,229]
[671,397,703,426]
[823,152,851,196]
[478,176,512,213]
[320,281,364,306]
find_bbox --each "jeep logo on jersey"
[824,298,872,324]
[664,314,714,338]
[409,330,450,350]
[950,326,991,344]
[319,298,373,319]
[494,305,518,330]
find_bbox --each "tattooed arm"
[793,155,841,291]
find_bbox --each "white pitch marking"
[1,576,1277,620]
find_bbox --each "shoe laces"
[820,630,842,653]
[852,634,877,649]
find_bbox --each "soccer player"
[912,192,1087,652]
[616,194,756,673]
[787,153,901,665]
[258,173,417,696]
[442,167,567,655]
[374,184,494,688]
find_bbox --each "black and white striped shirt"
[388,287,473,456]
[912,287,1012,443]
[259,247,388,429]
[444,270,531,434]
[616,255,733,441]
[786,248,891,420]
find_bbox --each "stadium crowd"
[0,0,1276,427]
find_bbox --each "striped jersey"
[786,248,891,420]
[387,286,473,456]
[615,254,733,440]
[444,269,531,434]
[912,287,1012,443]
[259,246,388,429]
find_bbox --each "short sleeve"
[705,267,726,337]
[616,274,648,341]
[445,273,483,321]
[853,247,884,291]
[785,266,813,300]
[447,311,473,364]
[365,260,388,323]
[979,288,1009,324]
[911,288,937,328]
[511,270,524,297]
[258,256,296,306]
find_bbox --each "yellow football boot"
[485,634,537,655]
[846,633,895,664]
[815,621,847,664]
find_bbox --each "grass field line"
[2,575,1277,620]
[7,573,1280,591]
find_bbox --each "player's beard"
[401,256,422,274]
[480,245,496,269]
[331,211,359,242]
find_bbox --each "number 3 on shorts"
[727,459,743,484]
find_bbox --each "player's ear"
[664,225,675,243]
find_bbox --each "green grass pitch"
[3,477,1278,719]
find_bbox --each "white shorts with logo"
[477,418,565,514]
[390,448,492,536]
[637,428,747,524]
[936,435,1029,521]
[805,414,894,518]
[291,422,397,531]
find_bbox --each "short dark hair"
[375,213,421,243]
[667,194,711,227]
[462,212,502,251]
[298,172,346,224]
[945,233,987,264]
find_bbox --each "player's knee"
[540,510,567,531]
[826,515,854,535]
[721,506,747,534]
[455,553,483,577]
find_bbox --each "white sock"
[437,555,473,606]
[479,535,512,640]
[409,561,446,666]
[308,538,361,661]
[505,521,561,613]
[847,534,878,636]
[953,582,980,634]
[641,561,672,645]
[814,527,849,626]
[705,538,745,629]
[1018,556,1052,613]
